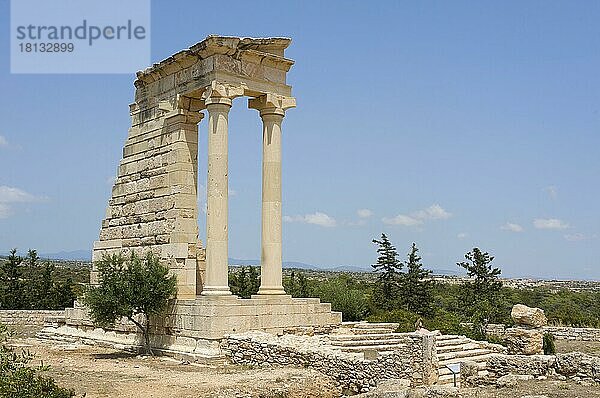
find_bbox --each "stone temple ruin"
[49,36,341,354]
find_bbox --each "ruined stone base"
[38,296,342,359]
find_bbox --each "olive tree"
[83,252,177,355]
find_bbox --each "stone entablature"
[92,36,297,299]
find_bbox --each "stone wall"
[483,352,600,384]
[0,310,65,327]
[221,331,438,394]
[545,326,600,341]
[471,323,600,342]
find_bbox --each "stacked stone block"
[505,304,547,355]
[92,96,205,299]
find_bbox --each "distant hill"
[40,250,92,261]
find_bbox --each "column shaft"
[201,102,232,296]
[258,112,285,295]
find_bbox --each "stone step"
[437,348,492,361]
[436,342,482,353]
[353,328,398,335]
[331,339,407,347]
[435,334,462,340]
[339,344,404,353]
[329,333,399,341]
[352,322,399,329]
[438,352,495,367]
[435,338,470,347]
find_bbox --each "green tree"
[25,250,39,267]
[0,249,24,309]
[399,243,434,316]
[229,266,260,298]
[457,248,504,328]
[371,233,403,310]
[83,252,177,355]
[285,271,311,298]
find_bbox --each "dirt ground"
[462,379,600,398]
[555,339,600,356]
[9,337,337,398]
[7,335,600,398]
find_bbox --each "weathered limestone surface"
[221,330,439,394]
[53,35,343,354]
[511,304,547,328]
[0,310,64,327]
[504,304,547,355]
[41,297,342,358]
[504,327,544,355]
[92,36,297,299]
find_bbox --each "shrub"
[315,275,369,321]
[0,323,75,398]
[543,332,556,355]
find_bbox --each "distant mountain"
[40,250,92,261]
[229,258,319,270]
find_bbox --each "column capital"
[248,93,296,117]
[202,81,244,107]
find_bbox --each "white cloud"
[382,214,422,226]
[0,186,36,203]
[0,135,7,148]
[357,209,373,218]
[382,204,452,226]
[544,185,558,200]
[0,186,41,219]
[564,233,597,242]
[533,218,569,230]
[457,232,468,239]
[413,204,452,220]
[501,222,524,232]
[284,212,337,227]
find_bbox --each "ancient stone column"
[201,82,243,296]
[249,94,296,295]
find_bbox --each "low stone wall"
[478,352,600,385]
[0,310,65,327]
[471,323,600,342]
[545,326,600,342]
[486,354,556,379]
[221,331,438,394]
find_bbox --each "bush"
[368,308,420,332]
[314,275,369,321]
[0,323,74,398]
[543,332,556,355]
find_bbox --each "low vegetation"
[83,253,177,355]
[0,323,74,398]
[0,249,82,310]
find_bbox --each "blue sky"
[1,1,599,279]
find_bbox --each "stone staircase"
[328,322,402,354]
[436,334,499,386]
